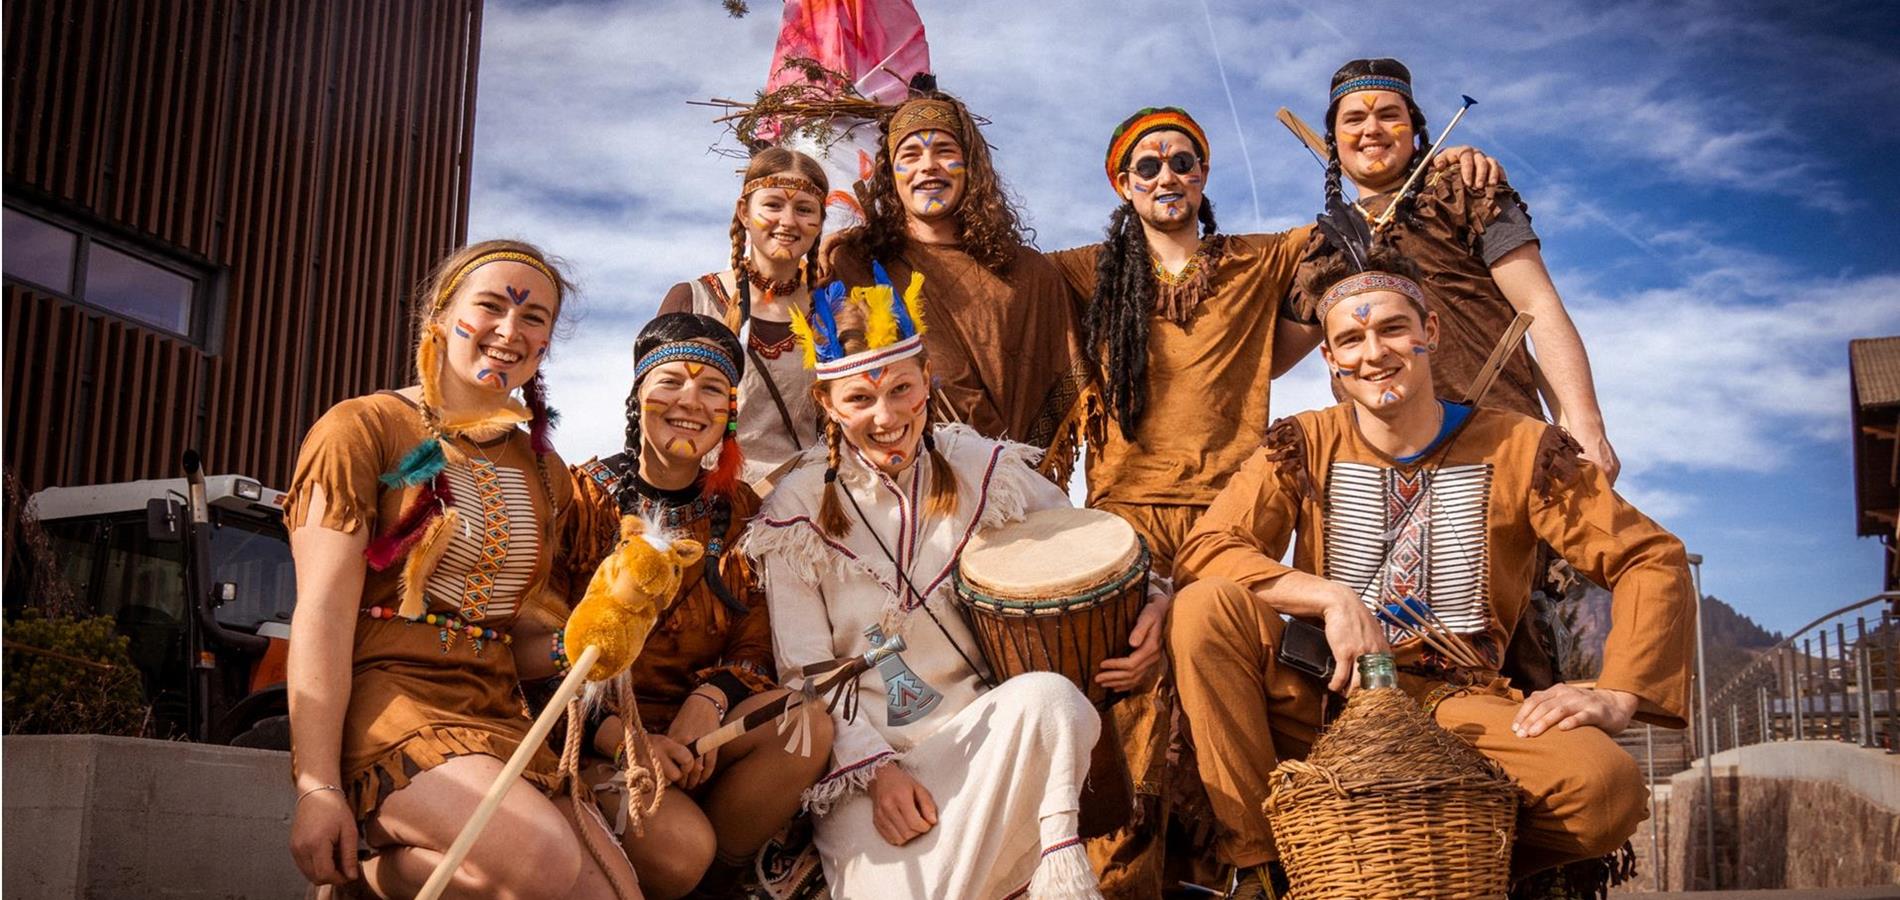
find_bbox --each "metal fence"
[1700,592,1898,756]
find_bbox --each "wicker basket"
[1264,687,1518,899]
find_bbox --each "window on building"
[2,205,210,343]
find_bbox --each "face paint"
[685,362,704,378]
[667,437,697,455]
[1336,369,1355,379]
[1352,302,1373,324]
[1132,183,1152,194]
[1412,345,1429,355]
[1380,390,1400,406]
[752,215,771,229]
[917,130,938,147]
[943,160,965,173]
[893,162,911,178]
[923,197,945,213]
[1186,175,1203,186]
[1360,94,1378,110]
[536,342,549,359]
[1392,123,1410,136]
[454,320,475,339]
[477,368,509,388]
[506,285,530,306]
[864,367,886,385]
[643,400,670,414]
[887,452,906,467]
[1163,202,1180,217]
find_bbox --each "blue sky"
[466,0,1900,635]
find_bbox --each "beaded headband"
[1317,271,1427,320]
[634,340,741,386]
[886,99,965,153]
[742,174,824,200]
[790,262,929,382]
[434,250,560,314]
[1330,75,1413,103]
[1105,107,1210,190]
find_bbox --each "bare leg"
[361,754,624,900]
[697,688,834,864]
[612,785,716,900]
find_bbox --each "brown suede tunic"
[828,237,1088,463]
[1176,403,1694,728]
[566,459,775,732]
[283,392,573,820]
[1047,228,1312,512]
[1288,173,1544,419]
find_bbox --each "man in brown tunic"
[1170,253,1694,895]
[827,89,1087,476]
[1280,58,1619,484]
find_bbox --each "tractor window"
[33,517,102,608]
[209,515,296,630]
[98,519,188,625]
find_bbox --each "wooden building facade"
[3,0,484,491]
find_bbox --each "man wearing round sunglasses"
[1044,105,1504,898]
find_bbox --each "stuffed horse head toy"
[565,515,704,681]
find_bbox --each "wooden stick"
[1466,311,1535,408]
[1373,95,1477,232]
[416,644,601,900]
[686,640,902,757]
[1275,107,1329,165]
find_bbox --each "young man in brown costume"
[826,86,1089,476]
[1043,107,1501,898]
[1169,249,1694,898]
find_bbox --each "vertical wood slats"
[4,0,483,493]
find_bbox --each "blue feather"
[1403,596,1440,627]
[871,259,893,289]
[380,438,446,488]
[811,281,845,360]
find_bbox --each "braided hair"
[727,148,829,333]
[1323,58,1433,225]
[1085,190,1220,441]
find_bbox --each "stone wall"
[3,734,302,898]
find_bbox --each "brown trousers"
[1085,501,1205,898]
[1170,577,1649,877]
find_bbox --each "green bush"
[4,609,149,737]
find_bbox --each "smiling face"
[742,185,824,265]
[818,357,930,475]
[638,355,734,464]
[1333,90,1418,193]
[437,261,558,394]
[1319,289,1439,415]
[1118,128,1206,231]
[891,129,967,223]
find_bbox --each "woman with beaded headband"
[744,267,1107,899]
[561,312,834,899]
[660,148,830,492]
[285,240,640,897]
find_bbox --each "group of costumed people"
[284,57,1695,900]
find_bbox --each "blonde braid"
[818,419,852,537]
[922,415,959,519]
[726,210,749,335]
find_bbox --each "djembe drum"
[953,506,1151,836]
[952,507,1150,709]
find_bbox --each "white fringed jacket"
[743,423,1069,813]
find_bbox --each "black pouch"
[1279,617,1336,684]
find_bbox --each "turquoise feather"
[380,438,447,488]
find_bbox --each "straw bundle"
[1264,687,1518,899]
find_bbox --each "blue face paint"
[1352,302,1372,324]
[1380,390,1399,405]
[1412,345,1429,355]
[506,284,530,305]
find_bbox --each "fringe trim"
[801,750,899,816]
[345,723,562,823]
[281,482,365,535]
[1261,416,1316,503]
[741,513,891,594]
[1532,424,1587,502]
[1028,840,1102,900]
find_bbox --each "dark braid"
[1323,131,1346,210]
[1086,202,1158,441]
[619,378,644,505]
[1198,195,1219,239]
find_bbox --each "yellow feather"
[863,288,899,349]
[418,323,445,410]
[787,305,820,370]
[902,272,927,337]
[397,507,459,619]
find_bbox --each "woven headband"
[742,174,824,200]
[887,99,965,153]
[634,340,740,386]
[435,250,559,314]
[1317,271,1427,320]
[1105,108,1209,189]
[1330,75,1413,103]
[815,334,925,381]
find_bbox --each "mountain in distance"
[1565,586,1781,687]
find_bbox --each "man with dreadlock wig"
[660,148,829,492]
[1170,248,1693,898]
[826,84,1090,479]
[285,241,642,897]
[745,270,1128,899]
[560,312,835,899]
[1042,106,1501,897]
